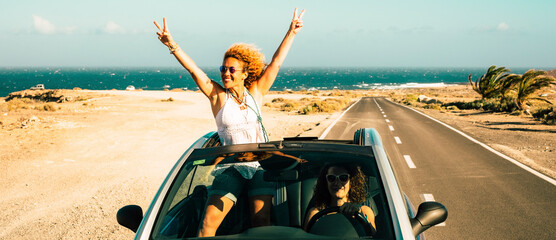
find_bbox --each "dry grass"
[266,96,353,114]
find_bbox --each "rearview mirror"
[410,201,448,236]
[117,205,143,233]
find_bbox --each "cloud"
[471,22,512,34]
[497,22,509,31]
[32,15,76,34]
[103,21,125,34]
[33,15,56,34]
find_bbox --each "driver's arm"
[303,207,319,230]
[361,205,376,230]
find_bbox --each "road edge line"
[388,99,556,186]
[319,98,362,139]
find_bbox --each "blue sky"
[1,0,555,68]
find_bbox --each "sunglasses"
[326,174,350,183]
[220,66,244,74]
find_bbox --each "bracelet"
[168,42,179,54]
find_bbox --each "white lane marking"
[423,193,435,201]
[394,137,402,144]
[386,119,390,123]
[389,99,556,186]
[404,155,416,168]
[383,115,387,118]
[389,125,395,131]
[422,194,446,226]
[320,98,362,139]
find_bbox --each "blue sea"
[0,67,532,97]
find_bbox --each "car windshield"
[150,145,394,239]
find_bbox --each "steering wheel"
[306,206,376,237]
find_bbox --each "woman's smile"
[221,57,246,89]
[327,166,350,201]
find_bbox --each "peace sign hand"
[154,18,175,47]
[289,8,305,35]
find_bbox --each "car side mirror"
[410,201,448,236]
[117,205,143,233]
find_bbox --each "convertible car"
[117,128,447,239]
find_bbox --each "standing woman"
[154,8,305,145]
[155,8,305,237]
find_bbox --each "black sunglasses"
[326,174,350,183]
[220,66,244,74]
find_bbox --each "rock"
[418,95,441,104]
[417,95,430,102]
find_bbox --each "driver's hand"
[339,202,362,215]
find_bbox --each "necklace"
[239,95,247,110]
[231,88,247,110]
[229,88,269,142]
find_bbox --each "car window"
[152,163,217,239]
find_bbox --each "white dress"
[213,89,266,179]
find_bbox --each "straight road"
[323,97,556,239]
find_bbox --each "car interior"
[151,134,393,239]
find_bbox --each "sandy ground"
[0,87,554,239]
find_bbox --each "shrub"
[404,94,419,104]
[442,98,517,113]
[161,97,174,102]
[424,103,442,110]
[498,97,518,112]
[272,98,285,103]
[302,105,314,114]
[532,107,556,125]
[281,102,299,112]
[42,103,56,111]
[300,97,351,114]
[7,99,30,111]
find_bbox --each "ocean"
[0,67,531,97]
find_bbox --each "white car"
[30,84,45,90]
[118,128,447,239]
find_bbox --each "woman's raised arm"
[251,8,305,95]
[154,18,222,100]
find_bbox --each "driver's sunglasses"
[220,66,243,74]
[326,174,350,183]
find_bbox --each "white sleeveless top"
[213,89,266,179]
[215,90,265,145]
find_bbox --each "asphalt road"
[322,97,556,239]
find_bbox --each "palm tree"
[468,66,512,99]
[514,69,556,111]
[497,74,521,98]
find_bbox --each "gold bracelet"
[168,42,179,54]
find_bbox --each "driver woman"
[304,164,376,230]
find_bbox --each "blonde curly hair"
[224,43,266,88]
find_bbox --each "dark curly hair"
[312,164,369,210]
[223,43,266,89]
